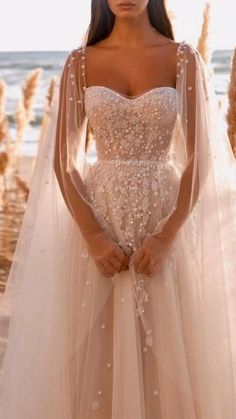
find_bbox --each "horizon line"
[0,47,234,54]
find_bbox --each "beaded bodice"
[84,86,178,161]
[80,45,182,256]
[83,86,180,253]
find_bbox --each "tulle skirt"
[0,158,236,419]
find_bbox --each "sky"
[0,0,235,52]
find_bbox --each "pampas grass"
[22,69,42,120]
[14,175,30,201]
[227,48,236,157]
[0,69,42,289]
[0,80,9,144]
[38,76,57,150]
[197,2,211,64]
[167,9,175,23]
[14,68,42,158]
[0,70,57,289]
[46,77,57,109]
[0,152,8,176]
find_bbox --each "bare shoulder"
[84,40,112,57]
[151,39,184,67]
[162,40,182,58]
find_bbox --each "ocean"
[0,49,233,156]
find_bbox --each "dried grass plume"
[227,48,236,157]
[15,68,42,151]
[38,76,57,150]
[0,80,9,144]
[197,2,211,64]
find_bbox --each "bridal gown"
[77,84,187,417]
[82,85,181,415]
[0,41,236,419]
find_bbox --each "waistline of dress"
[95,158,174,165]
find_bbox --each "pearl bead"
[145,336,153,347]
[81,250,89,258]
[91,400,100,410]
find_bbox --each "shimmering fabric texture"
[84,86,180,254]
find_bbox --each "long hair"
[86,0,174,46]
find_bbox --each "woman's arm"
[154,44,200,240]
[53,49,130,277]
[54,50,104,242]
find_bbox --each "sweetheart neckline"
[84,85,177,101]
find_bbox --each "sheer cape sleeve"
[53,48,105,241]
[145,42,212,237]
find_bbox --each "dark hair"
[86,0,174,46]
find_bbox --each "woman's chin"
[115,4,138,15]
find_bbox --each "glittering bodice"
[84,86,178,161]
[84,86,180,254]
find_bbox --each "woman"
[0,0,236,418]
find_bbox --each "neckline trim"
[84,85,177,101]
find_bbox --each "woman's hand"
[130,233,175,278]
[87,231,130,278]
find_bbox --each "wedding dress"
[0,40,236,419]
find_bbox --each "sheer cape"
[0,40,236,418]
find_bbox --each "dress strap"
[81,45,87,91]
[176,40,186,79]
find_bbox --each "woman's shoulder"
[64,39,199,65]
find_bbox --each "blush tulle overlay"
[0,40,236,419]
